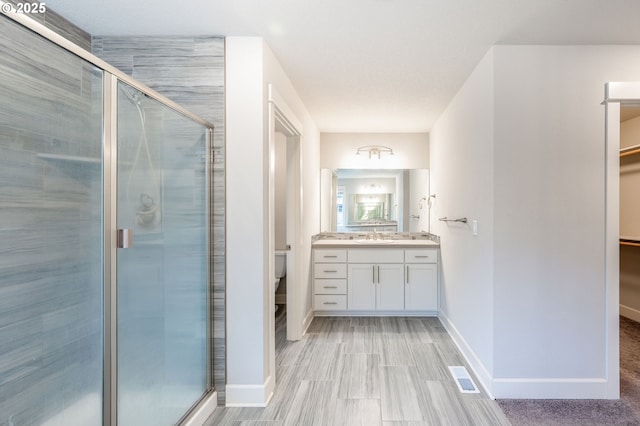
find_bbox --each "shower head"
[121,87,145,106]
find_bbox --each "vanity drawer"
[314,249,347,263]
[314,279,347,295]
[348,248,404,263]
[405,249,438,263]
[314,263,347,279]
[314,294,347,311]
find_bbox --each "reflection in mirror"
[320,169,430,233]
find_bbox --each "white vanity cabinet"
[313,244,439,315]
[404,249,438,311]
[347,249,405,311]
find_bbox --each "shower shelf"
[37,153,101,164]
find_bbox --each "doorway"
[273,125,300,331]
[619,105,640,321]
[617,103,640,415]
[267,85,303,393]
[603,82,640,400]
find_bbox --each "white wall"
[430,49,496,390]
[493,46,640,398]
[494,44,607,389]
[620,116,640,238]
[226,38,267,403]
[321,132,429,169]
[432,44,640,399]
[225,37,320,406]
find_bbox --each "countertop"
[312,239,439,248]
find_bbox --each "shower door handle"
[117,229,134,249]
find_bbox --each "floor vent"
[448,366,480,393]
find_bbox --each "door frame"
[267,84,303,389]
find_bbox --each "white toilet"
[274,250,287,292]
[274,251,287,313]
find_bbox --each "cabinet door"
[405,263,438,311]
[348,263,376,310]
[376,263,405,310]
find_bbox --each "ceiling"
[46,0,640,132]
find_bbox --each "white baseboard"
[438,311,494,398]
[492,378,609,399]
[302,308,314,334]
[439,311,612,400]
[182,391,218,426]
[225,375,274,407]
[314,310,438,317]
[620,304,640,323]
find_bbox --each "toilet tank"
[275,250,287,278]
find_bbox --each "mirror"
[320,168,430,233]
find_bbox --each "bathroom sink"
[354,239,396,244]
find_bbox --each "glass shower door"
[116,81,209,425]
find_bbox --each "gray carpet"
[621,315,640,420]
[498,399,637,425]
[497,316,640,426]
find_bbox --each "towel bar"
[439,217,467,223]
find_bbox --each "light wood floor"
[205,309,510,425]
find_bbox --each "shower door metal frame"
[104,73,118,426]
[1,6,216,425]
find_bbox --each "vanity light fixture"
[363,184,382,193]
[356,145,394,159]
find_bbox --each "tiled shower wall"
[92,36,227,403]
[5,0,92,51]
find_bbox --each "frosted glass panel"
[0,16,103,426]
[116,81,208,425]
